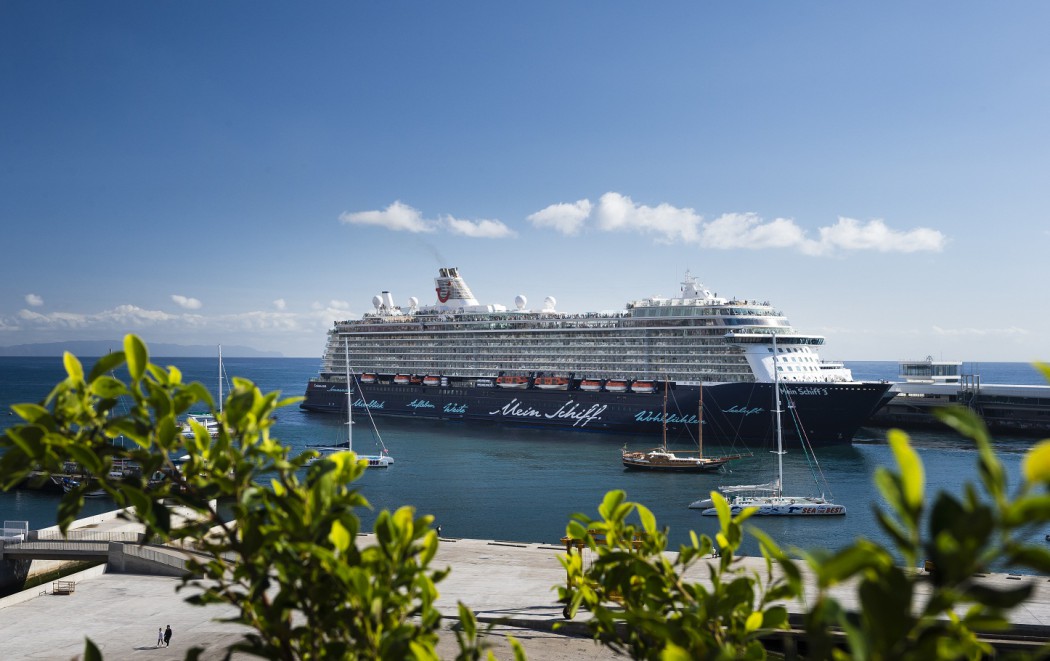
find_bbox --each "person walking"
[163,625,172,647]
[156,627,164,647]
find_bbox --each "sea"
[1,357,1048,561]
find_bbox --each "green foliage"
[0,335,482,660]
[562,402,1050,660]
[557,490,799,659]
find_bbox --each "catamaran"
[690,335,845,516]
[308,338,394,468]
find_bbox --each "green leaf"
[63,351,84,383]
[1022,440,1050,485]
[328,519,351,552]
[10,403,50,424]
[86,351,126,382]
[82,638,103,661]
[888,430,924,511]
[124,334,148,382]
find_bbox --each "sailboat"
[308,338,394,468]
[622,381,742,472]
[181,345,225,438]
[690,335,845,515]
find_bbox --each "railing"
[34,530,144,543]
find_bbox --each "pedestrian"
[156,627,163,647]
[163,625,172,647]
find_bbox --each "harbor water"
[1,356,1047,558]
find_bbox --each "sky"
[1,2,1048,361]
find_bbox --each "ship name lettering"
[785,387,829,396]
[353,398,384,410]
[443,403,467,414]
[545,400,607,427]
[635,410,701,425]
[489,398,543,419]
[724,405,764,417]
[408,399,435,409]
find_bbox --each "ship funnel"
[433,266,480,309]
[382,291,395,310]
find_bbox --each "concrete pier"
[2,528,1050,659]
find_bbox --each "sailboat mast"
[662,380,668,451]
[773,334,783,498]
[218,344,223,414]
[698,382,703,458]
[343,337,352,452]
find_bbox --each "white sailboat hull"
[697,496,845,516]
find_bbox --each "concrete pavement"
[1,533,1049,659]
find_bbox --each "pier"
[1,510,1050,658]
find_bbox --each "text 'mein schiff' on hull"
[301,267,892,446]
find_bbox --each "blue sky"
[1,2,1048,361]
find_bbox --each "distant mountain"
[0,340,283,358]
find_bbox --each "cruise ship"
[300,267,893,447]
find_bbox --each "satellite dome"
[408,296,419,309]
[514,295,527,310]
[371,295,383,310]
[543,296,556,311]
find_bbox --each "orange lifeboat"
[605,380,628,393]
[579,379,603,392]
[496,375,530,389]
[423,375,441,387]
[631,380,657,394]
[393,374,410,385]
[534,376,569,390]
[360,373,377,384]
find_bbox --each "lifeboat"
[410,375,423,385]
[393,374,410,385]
[496,375,530,389]
[579,379,603,392]
[360,373,377,384]
[423,375,441,387]
[534,376,569,390]
[605,380,629,393]
[631,380,657,394]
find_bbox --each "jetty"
[2,511,1050,658]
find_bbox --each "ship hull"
[301,379,892,447]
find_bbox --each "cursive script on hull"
[488,398,608,428]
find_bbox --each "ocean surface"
[1,357,1048,560]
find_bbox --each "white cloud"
[699,213,806,250]
[812,218,947,255]
[171,294,202,310]
[932,325,1029,337]
[25,293,44,307]
[594,192,702,243]
[526,199,592,236]
[444,216,517,239]
[273,298,287,310]
[339,200,433,233]
[526,191,946,256]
